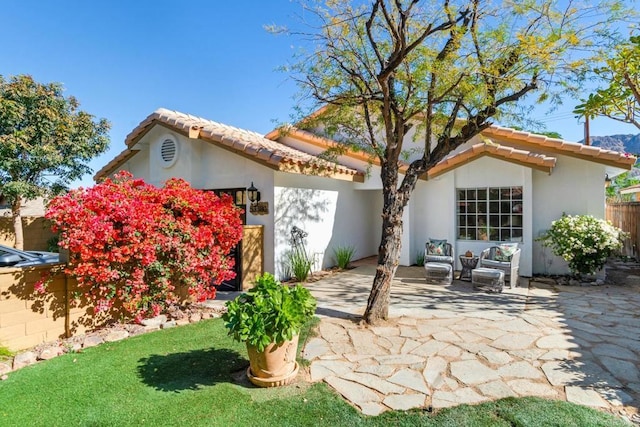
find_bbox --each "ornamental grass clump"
[287,251,313,282]
[538,214,625,275]
[333,245,356,269]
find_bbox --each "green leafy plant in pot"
[222,272,317,387]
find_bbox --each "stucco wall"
[412,156,533,276]
[532,156,607,275]
[0,217,57,251]
[274,172,381,279]
[120,147,150,183]
[410,173,457,265]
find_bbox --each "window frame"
[456,186,523,242]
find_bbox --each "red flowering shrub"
[44,171,243,322]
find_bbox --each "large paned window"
[457,187,523,242]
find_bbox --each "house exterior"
[96,108,635,288]
[0,196,47,216]
[620,183,640,201]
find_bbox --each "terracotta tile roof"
[482,125,636,170]
[267,122,635,177]
[427,142,557,179]
[620,183,640,194]
[95,108,365,182]
[266,126,374,164]
[94,149,138,181]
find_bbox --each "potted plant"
[222,272,317,387]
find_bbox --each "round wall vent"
[158,135,179,168]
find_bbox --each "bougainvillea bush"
[43,171,243,322]
[538,214,625,276]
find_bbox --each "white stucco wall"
[410,156,533,276]
[532,156,607,275]
[274,172,381,280]
[410,173,457,264]
[113,123,610,279]
[118,147,150,181]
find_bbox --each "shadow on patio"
[303,259,640,418]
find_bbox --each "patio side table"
[459,255,479,281]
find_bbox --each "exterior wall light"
[247,182,261,204]
[247,182,268,215]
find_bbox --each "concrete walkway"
[302,261,640,421]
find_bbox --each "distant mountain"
[585,134,640,155]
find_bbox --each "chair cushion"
[427,238,447,256]
[425,255,453,264]
[495,243,518,262]
[481,259,510,269]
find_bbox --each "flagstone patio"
[302,260,640,422]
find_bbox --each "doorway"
[209,188,246,291]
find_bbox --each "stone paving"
[302,260,640,421]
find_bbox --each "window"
[208,188,247,225]
[457,187,523,242]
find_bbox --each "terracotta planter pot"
[246,335,299,387]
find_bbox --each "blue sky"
[2,1,638,188]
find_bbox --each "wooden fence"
[606,202,640,258]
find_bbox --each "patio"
[301,259,640,421]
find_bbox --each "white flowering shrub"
[539,214,626,275]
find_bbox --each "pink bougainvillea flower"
[43,171,243,321]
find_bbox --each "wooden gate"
[606,202,640,258]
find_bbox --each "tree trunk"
[12,199,24,250]
[364,201,404,324]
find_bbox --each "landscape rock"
[13,352,37,370]
[38,346,64,360]
[161,321,177,329]
[0,362,12,375]
[2,302,217,376]
[104,330,130,342]
[141,315,167,328]
[125,324,147,336]
[82,335,105,348]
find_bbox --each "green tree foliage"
[575,35,640,129]
[0,74,110,249]
[285,0,627,323]
[607,170,640,201]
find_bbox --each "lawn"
[0,319,629,427]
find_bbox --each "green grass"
[0,319,629,427]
